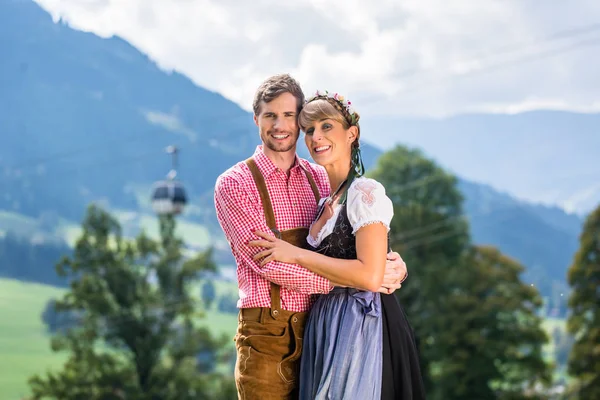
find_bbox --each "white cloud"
[34,0,600,117]
[560,183,600,215]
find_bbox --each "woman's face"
[304,117,355,167]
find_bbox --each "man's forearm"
[259,261,333,294]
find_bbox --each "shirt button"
[273,310,279,316]
[293,317,298,323]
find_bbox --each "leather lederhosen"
[233,158,320,400]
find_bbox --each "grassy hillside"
[0,279,66,400]
[0,278,238,400]
[0,208,213,247]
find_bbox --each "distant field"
[0,277,238,400]
[194,279,239,338]
[0,279,67,400]
[137,213,211,249]
[0,208,222,261]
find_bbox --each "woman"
[248,90,425,399]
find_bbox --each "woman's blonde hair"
[299,99,361,147]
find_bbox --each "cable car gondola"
[151,145,187,215]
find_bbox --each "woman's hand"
[248,231,302,266]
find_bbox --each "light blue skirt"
[299,287,383,399]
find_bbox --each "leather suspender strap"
[246,158,282,315]
[246,158,277,232]
[303,166,321,204]
[245,157,321,316]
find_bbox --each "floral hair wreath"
[305,90,359,126]
[305,90,365,206]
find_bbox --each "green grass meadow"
[0,279,67,400]
[0,278,238,400]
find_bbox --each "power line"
[389,36,599,99]
[5,138,594,197]
[412,36,600,91]
[390,22,600,82]
[2,22,598,172]
[6,133,152,170]
[0,149,164,190]
[358,24,600,107]
[5,113,249,171]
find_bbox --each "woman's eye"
[322,123,332,130]
[306,128,314,135]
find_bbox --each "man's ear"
[253,114,259,127]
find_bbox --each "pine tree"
[28,205,235,399]
[370,145,551,399]
[436,245,551,399]
[567,205,600,400]
[369,145,470,392]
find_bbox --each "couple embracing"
[214,74,425,400]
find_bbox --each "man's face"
[254,92,300,154]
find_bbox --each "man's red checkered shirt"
[214,146,333,312]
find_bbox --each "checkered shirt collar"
[252,145,305,178]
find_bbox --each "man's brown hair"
[252,74,305,116]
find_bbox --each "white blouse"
[307,177,394,248]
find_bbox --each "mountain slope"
[0,0,240,220]
[0,0,584,309]
[361,112,600,215]
[0,0,385,224]
[460,180,581,310]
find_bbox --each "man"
[214,74,407,399]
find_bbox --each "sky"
[28,0,600,214]
[34,0,600,118]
